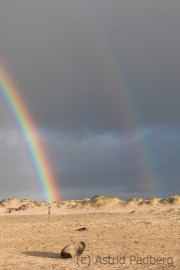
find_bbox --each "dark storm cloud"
[45,126,180,199]
[0,1,180,200]
[0,0,180,132]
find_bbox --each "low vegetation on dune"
[90,195,121,206]
[148,197,159,205]
[136,198,143,202]
[101,196,121,205]
[90,195,105,206]
[90,195,105,201]
[0,194,180,213]
[125,197,144,206]
[169,195,180,204]
[160,194,180,205]
[105,196,121,200]
[126,198,137,205]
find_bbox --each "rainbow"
[0,62,60,202]
[66,2,158,196]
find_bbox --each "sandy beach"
[0,196,179,270]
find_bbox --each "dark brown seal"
[61,242,86,258]
[77,227,88,231]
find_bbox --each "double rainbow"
[0,63,59,202]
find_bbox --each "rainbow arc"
[0,63,59,202]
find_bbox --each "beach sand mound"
[160,194,180,205]
[0,194,180,214]
[89,195,121,208]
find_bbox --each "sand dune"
[1,194,180,214]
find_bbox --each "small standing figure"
[48,206,51,221]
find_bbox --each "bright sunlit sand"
[0,195,179,269]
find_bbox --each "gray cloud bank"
[0,126,179,200]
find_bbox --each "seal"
[77,227,88,231]
[61,242,86,258]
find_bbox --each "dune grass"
[148,197,159,205]
[167,195,180,204]
[126,197,144,205]
[90,195,105,200]
[90,195,121,206]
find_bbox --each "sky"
[0,0,180,201]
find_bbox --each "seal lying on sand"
[61,242,86,258]
[77,227,88,231]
